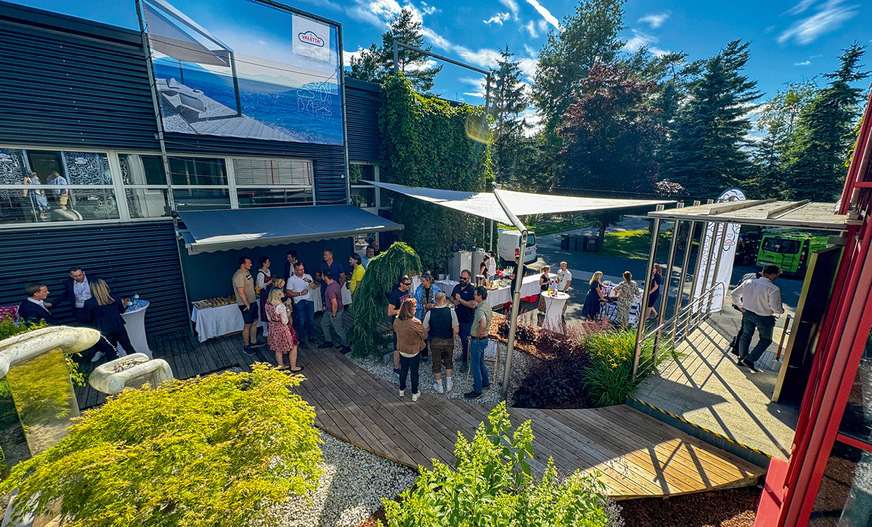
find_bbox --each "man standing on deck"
[730,265,783,373]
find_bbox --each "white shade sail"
[365,181,672,224]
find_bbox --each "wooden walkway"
[74,332,765,499]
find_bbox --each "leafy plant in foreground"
[0,364,322,527]
[381,403,618,527]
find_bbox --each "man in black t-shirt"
[387,275,412,373]
[451,270,476,369]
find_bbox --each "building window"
[350,163,379,211]
[232,157,314,208]
[0,147,117,224]
[119,154,171,219]
[169,157,227,186]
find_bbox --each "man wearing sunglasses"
[451,270,477,371]
[388,275,413,373]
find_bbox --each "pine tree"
[348,9,442,92]
[487,46,530,186]
[660,40,761,199]
[783,43,868,201]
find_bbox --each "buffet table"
[436,274,553,307]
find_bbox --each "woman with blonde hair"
[83,278,133,361]
[580,271,607,320]
[393,297,427,401]
[265,287,302,372]
[614,271,639,328]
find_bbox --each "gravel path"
[267,432,416,527]
[350,335,533,406]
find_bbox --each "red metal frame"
[756,90,872,526]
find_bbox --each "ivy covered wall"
[378,74,493,272]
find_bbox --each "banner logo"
[298,30,324,47]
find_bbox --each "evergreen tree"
[348,9,442,92]
[749,80,817,197]
[532,0,626,130]
[487,46,530,186]
[660,40,761,198]
[783,43,868,201]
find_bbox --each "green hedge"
[379,74,493,272]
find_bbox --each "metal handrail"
[633,282,727,379]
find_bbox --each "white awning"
[365,181,672,224]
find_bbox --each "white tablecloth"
[541,292,569,333]
[438,274,552,307]
[601,281,643,327]
[118,301,152,358]
[191,303,243,342]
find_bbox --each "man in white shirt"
[730,265,784,373]
[556,261,572,316]
[287,261,317,343]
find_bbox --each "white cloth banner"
[292,15,331,62]
[692,188,745,313]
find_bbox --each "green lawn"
[500,216,597,237]
[598,229,674,260]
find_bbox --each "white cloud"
[778,0,859,45]
[524,0,561,30]
[405,58,439,72]
[794,60,811,66]
[538,20,549,32]
[786,0,817,15]
[518,57,537,81]
[343,48,363,65]
[485,12,511,25]
[525,21,538,38]
[622,29,668,57]
[521,107,542,136]
[421,27,502,70]
[421,26,453,51]
[421,2,437,15]
[347,0,427,29]
[498,0,520,20]
[638,12,670,29]
[523,44,538,57]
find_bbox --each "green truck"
[756,232,830,276]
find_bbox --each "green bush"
[381,403,618,527]
[582,329,664,407]
[351,241,422,358]
[0,364,322,527]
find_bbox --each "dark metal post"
[633,204,664,378]
[392,40,399,74]
[230,52,242,117]
[493,186,527,400]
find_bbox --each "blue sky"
[14,0,871,131]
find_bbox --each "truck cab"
[756,232,829,277]
[498,229,537,268]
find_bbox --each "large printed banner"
[140,0,343,146]
[692,188,745,313]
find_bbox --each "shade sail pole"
[493,185,527,400]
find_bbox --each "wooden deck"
[74,333,765,499]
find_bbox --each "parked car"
[756,232,829,277]
[498,229,537,267]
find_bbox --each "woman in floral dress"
[265,288,302,372]
[614,271,639,328]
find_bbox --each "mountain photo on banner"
[143,0,343,145]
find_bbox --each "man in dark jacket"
[54,266,100,323]
[19,283,58,325]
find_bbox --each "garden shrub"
[381,403,619,527]
[583,329,656,407]
[351,242,422,358]
[0,364,322,527]
[512,347,592,409]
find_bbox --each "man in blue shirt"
[451,270,476,371]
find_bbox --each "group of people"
[21,170,72,221]
[389,269,493,401]
[18,266,136,362]
[231,243,381,371]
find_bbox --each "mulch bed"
[617,486,761,527]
